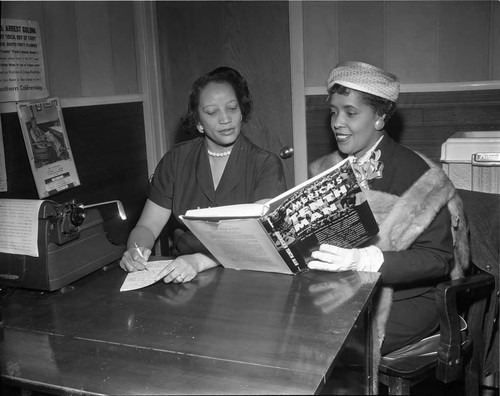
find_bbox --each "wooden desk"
[0,263,380,395]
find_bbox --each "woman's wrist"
[189,253,219,273]
[127,225,156,251]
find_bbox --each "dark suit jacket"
[366,134,455,301]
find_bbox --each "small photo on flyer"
[17,97,81,198]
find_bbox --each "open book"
[180,157,379,275]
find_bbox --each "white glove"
[308,244,384,272]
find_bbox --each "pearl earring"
[375,119,385,131]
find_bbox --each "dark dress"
[147,133,287,255]
[369,134,454,354]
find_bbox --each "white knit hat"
[327,61,400,102]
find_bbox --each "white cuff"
[357,246,384,272]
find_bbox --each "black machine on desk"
[0,200,126,291]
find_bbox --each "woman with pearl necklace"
[120,67,287,284]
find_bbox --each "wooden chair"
[378,270,495,395]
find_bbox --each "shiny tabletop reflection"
[1,261,379,395]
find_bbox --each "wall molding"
[0,94,144,114]
[305,80,500,96]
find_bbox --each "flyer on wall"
[17,97,81,198]
[0,18,49,103]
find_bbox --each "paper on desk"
[0,199,43,257]
[120,260,173,292]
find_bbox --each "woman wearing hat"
[308,61,469,383]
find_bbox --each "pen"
[134,243,149,271]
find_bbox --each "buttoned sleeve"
[379,206,454,287]
[368,136,455,298]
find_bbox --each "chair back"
[435,273,494,383]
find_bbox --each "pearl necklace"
[207,149,232,157]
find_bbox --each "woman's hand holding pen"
[119,244,152,272]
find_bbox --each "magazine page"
[180,217,295,275]
[17,97,80,198]
[260,158,379,269]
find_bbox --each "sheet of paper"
[0,199,43,257]
[184,203,267,219]
[120,260,173,292]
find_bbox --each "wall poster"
[17,97,81,198]
[0,18,48,103]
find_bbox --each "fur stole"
[309,151,470,393]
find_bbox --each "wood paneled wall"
[1,1,138,98]
[0,103,148,245]
[156,1,295,186]
[303,1,500,87]
[306,90,500,166]
[1,2,144,245]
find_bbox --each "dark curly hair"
[328,83,397,122]
[182,66,253,132]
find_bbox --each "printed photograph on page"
[17,97,81,198]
